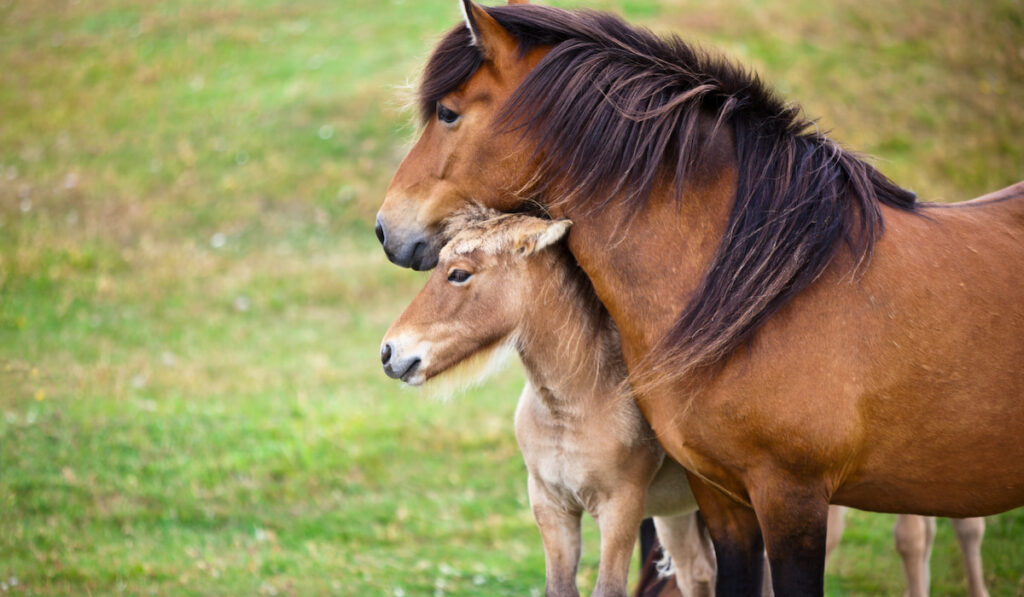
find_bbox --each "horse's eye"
[447,269,472,284]
[436,103,461,125]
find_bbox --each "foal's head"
[380,207,572,389]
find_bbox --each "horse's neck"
[560,167,737,367]
[514,254,626,413]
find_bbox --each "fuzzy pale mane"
[419,4,917,385]
[438,204,526,258]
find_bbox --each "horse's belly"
[832,476,1024,518]
[833,400,1024,517]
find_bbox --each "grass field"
[1,0,1022,595]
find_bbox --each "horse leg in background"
[528,476,584,597]
[951,517,990,597]
[685,473,765,596]
[893,514,936,597]
[821,511,988,597]
[752,479,830,596]
[652,513,715,597]
[592,494,649,597]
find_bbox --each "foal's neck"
[514,250,626,412]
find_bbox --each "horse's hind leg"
[893,514,935,597]
[951,517,989,597]
[652,512,715,597]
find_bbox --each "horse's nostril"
[410,241,424,267]
[381,343,393,365]
[374,217,386,245]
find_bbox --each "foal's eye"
[436,103,461,125]
[447,269,472,284]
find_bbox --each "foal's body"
[381,211,714,597]
[516,373,711,597]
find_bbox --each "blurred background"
[1,0,1021,594]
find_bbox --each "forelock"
[439,206,556,260]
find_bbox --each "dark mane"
[419,4,917,382]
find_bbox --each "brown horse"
[380,210,992,597]
[375,1,1024,594]
[381,207,716,596]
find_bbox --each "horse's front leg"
[590,492,647,597]
[686,472,766,596]
[528,475,584,597]
[750,478,830,597]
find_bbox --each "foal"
[381,207,715,597]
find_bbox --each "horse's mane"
[419,4,917,386]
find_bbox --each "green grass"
[1,0,1022,595]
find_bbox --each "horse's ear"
[507,0,529,4]
[512,219,572,256]
[459,0,518,64]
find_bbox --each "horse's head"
[376,0,546,270]
[380,207,571,388]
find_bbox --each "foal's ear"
[459,0,518,64]
[512,218,573,256]
[507,0,529,4]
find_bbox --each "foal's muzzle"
[381,341,423,384]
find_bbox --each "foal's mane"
[419,4,917,385]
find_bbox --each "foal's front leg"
[591,491,648,597]
[528,475,584,597]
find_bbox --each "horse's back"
[963,179,1024,207]
[919,180,1024,243]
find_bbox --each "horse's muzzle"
[375,215,439,271]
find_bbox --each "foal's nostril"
[402,358,422,381]
[381,343,393,365]
[374,217,386,245]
